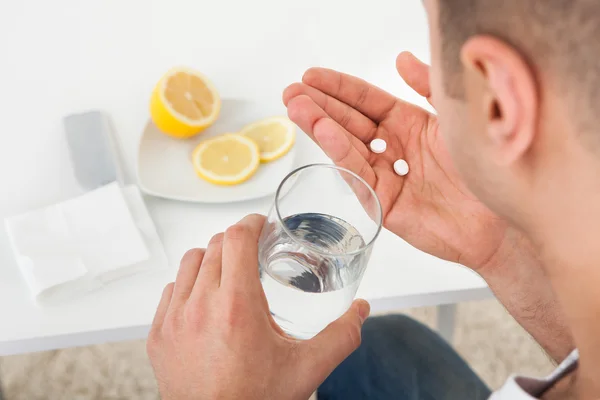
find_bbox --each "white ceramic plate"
[137,98,297,203]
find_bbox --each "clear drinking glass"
[258,164,383,339]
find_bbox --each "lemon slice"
[240,117,296,162]
[192,134,260,185]
[150,67,221,139]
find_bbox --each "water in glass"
[259,212,371,339]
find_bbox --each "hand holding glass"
[258,164,382,339]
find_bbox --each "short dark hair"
[438,0,600,132]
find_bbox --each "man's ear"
[461,35,538,165]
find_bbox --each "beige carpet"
[0,299,556,399]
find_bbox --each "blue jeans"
[318,315,491,400]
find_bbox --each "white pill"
[370,138,387,154]
[394,159,409,176]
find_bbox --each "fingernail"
[357,300,370,323]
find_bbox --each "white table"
[0,0,490,356]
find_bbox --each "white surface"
[138,100,297,203]
[394,159,410,176]
[370,139,387,154]
[0,0,490,355]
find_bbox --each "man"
[146,0,600,398]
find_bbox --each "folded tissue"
[5,183,167,305]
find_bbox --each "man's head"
[423,0,600,232]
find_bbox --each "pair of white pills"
[370,139,409,176]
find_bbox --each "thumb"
[301,299,370,384]
[396,51,435,107]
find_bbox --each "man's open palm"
[283,52,508,270]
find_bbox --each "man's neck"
[541,374,578,400]
[541,249,600,397]
[527,151,600,397]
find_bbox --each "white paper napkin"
[5,183,167,305]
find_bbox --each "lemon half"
[240,117,296,162]
[150,67,221,139]
[192,134,260,185]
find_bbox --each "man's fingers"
[302,300,370,383]
[221,214,266,290]
[287,95,371,160]
[396,52,435,107]
[288,95,378,201]
[171,249,205,307]
[152,282,175,328]
[302,68,397,123]
[196,233,225,289]
[313,118,377,189]
[283,82,377,142]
